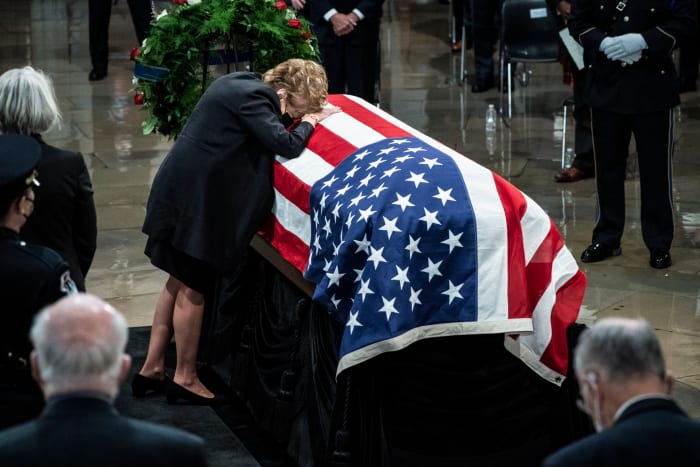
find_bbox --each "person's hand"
[599,37,615,53]
[618,50,642,65]
[602,33,647,60]
[302,104,342,126]
[291,0,305,10]
[330,13,356,36]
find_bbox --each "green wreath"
[134,0,318,138]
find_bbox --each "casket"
[202,95,591,467]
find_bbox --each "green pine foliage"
[136,0,318,138]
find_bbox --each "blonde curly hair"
[262,59,328,114]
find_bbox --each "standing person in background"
[291,0,385,103]
[470,0,501,93]
[89,0,152,81]
[678,6,700,93]
[569,0,696,269]
[542,317,700,466]
[135,59,339,404]
[549,0,595,183]
[0,294,208,467]
[0,134,76,429]
[0,66,97,291]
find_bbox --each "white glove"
[618,50,642,64]
[603,33,647,60]
[599,37,615,52]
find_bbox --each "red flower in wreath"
[289,18,301,29]
[171,0,187,4]
[301,30,311,41]
[130,47,141,61]
[134,92,144,105]
[275,1,286,11]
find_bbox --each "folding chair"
[498,0,560,119]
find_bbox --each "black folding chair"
[498,0,560,119]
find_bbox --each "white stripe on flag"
[321,112,386,148]
[273,188,312,245]
[521,193,552,265]
[276,148,335,187]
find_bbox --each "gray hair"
[574,317,666,383]
[0,66,61,134]
[30,294,129,392]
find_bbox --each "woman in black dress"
[134,59,339,402]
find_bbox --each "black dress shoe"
[581,243,621,263]
[165,379,222,406]
[649,248,671,269]
[88,69,107,81]
[471,77,495,93]
[131,373,166,397]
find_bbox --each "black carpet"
[115,326,296,467]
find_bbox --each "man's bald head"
[30,293,131,399]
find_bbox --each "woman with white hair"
[0,66,97,292]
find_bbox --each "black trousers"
[571,68,594,173]
[89,0,152,72]
[590,107,675,251]
[319,36,379,103]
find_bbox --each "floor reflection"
[2,0,698,414]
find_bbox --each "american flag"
[258,95,586,385]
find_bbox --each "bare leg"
[172,284,214,398]
[138,275,179,380]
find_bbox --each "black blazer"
[569,0,696,114]
[21,135,97,291]
[142,72,314,273]
[0,396,208,467]
[542,397,700,467]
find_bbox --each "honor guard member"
[569,0,696,269]
[0,134,76,429]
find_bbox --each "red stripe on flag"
[273,160,312,214]
[259,215,311,274]
[492,173,530,319]
[328,95,412,139]
[525,220,564,311]
[306,125,358,167]
[540,269,587,375]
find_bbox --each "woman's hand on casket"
[301,104,341,127]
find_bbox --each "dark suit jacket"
[569,0,696,114]
[542,397,700,467]
[304,0,384,46]
[142,72,314,274]
[0,396,208,467]
[21,135,97,291]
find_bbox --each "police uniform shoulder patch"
[60,270,77,295]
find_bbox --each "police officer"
[569,0,696,269]
[0,134,76,429]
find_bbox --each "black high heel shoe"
[131,373,166,397]
[165,379,222,406]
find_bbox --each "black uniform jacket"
[142,72,314,273]
[542,397,700,467]
[0,227,73,370]
[21,134,97,291]
[0,396,208,467]
[568,0,696,113]
[304,0,384,45]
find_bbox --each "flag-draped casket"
[258,94,587,386]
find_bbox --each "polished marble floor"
[2,0,699,415]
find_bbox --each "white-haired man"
[0,294,208,467]
[542,317,700,466]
